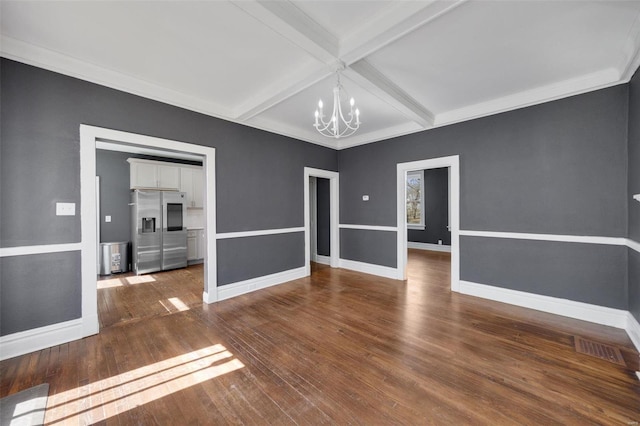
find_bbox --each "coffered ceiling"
[2,1,640,149]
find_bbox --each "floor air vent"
[573,336,626,366]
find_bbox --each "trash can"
[99,242,130,275]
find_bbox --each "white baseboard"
[315,255,331,265]
[459,280,629,329]
[217,266,307,301]
[339,258,400,280]
[626,313,640,353]
[407,242,451,252]
[0,318,84,361]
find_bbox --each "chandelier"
[314,69,360,139]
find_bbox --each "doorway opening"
[80,125,217,338]
[304,167,339,276]
[396,156,459,291]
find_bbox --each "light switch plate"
[105,215,112,223]
[362,195,369,201]
[634,194,640,202]
[56,202,76,216]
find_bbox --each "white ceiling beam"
[347,60,435,128]
[232,0,465,124]
[231,0,338,64]
[340,0,468,65]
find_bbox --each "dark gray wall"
[407,167,451,245]
[96,150,202,243]
[461,236,628,309]
[630,250,640,321]
[217,233,304,285]
[1,252,81,335]
[629,66,640,321]
[0,59,337,335]
[316,178,331,256]
[338,85,629,307]
[96,150,131,243]
[340,228,397,268]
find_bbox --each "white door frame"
[396,155,460,291]
[304,167,339,275]
[80,125,218,337]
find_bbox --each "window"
[406,170,424,229]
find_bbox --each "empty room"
[1,1,640,424]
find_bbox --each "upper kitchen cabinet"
[180,167,204,208]
[128,158,181,190]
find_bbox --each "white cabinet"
[187,230,198,261]
[198,229,205,258]
[158,164,180,189]
[187,229,205,261]
[180,167,204,208]
[128,159,180,190]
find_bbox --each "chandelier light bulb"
[318,99,323,109]
[350,97,355,107]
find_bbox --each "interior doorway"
[396,156,459,291]
[304,167,339,276]
[79,125,217,338]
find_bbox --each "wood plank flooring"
[1,250,639,424]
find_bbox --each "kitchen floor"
[97,265,204,329]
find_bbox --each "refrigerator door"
[161,191,188,271]
[131,190,162,274]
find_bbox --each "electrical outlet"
[105,215,112,223]
[438,239,442,245]
[56,202,76,216]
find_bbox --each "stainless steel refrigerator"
[130,190,188,275]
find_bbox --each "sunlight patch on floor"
[126,275,156,285]
[97,278,124,289]
[44,344,244,424]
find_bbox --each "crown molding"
[0,36,233,120]
[435,67,622,127]
[618,11,640,82]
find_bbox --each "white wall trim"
[339,224,398,232]
[626,313,640,354]
[397,155,460,288]
[339,258,399,280]
[315,255,331,265]
[460,230,627,246]
[459,280,629,329]
[217,266,307,301]
[216,227,305,240]
[0,319,83,361]
[304,168,340,275]
[407,242,451,253]
[0,243,82,258]
[627,238,640,253]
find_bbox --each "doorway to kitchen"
[79,125,217,337]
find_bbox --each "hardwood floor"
[1,250,639,424]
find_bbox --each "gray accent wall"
[0,59,337,336]
[407,167,451,246]
[316,178,331,256]
[338,85,629,308]
[460,236,628,309]
[629,66,640,321]
[1,252,81,335]
[340,228,397,268]
[217,232,304,285]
